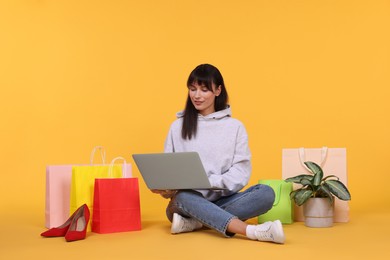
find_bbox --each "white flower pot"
[303,198,334,228]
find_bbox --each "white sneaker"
[254,220,285,244]
[171,213,203,234]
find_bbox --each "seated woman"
[153,63,285,244]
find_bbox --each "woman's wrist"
[161,190,177,198]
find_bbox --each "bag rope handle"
[108,157,128,178]
[298,147,328,172]
[264,181,282,206]
[90,146,106,165]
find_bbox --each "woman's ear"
[215,85,222,96]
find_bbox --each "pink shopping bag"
[282,147,349,222]
[44,146,106,228]
[45,165,73,228]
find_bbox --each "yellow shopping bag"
[70,164,124,231]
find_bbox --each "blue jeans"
[166,184,275,237]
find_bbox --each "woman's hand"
[151,189,178,199]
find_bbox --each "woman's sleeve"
[208,124,252,194]
[164,124,175,153]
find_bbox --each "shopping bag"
[282,147,349,222]
[45,146,106,228]
[257,180,294,224]
[70,157,131,231]
[92,157,141,233]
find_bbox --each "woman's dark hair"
[182,64,229,140]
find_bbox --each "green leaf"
[301,178,312,187]
[294,189,313,206]
[305,161,323,186]
[289,189,299,200]
[285,174,313,184]
[317,185,334,204]
[323,175,339,181]
[324,180,351,201]
[304,161,322,175]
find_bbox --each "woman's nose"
[194,90,201,98]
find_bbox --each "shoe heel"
[65,204,90,242]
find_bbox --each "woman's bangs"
[187,74,213,91]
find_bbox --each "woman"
[153,64,285,244]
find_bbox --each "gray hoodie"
[164,106,252,201]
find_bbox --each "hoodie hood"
[176,106,232,120]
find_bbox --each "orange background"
[1,0,389,224]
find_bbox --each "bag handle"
[264,181,282,206]
[90,146,106,165]
[299,147,328,172]
[108,157,128,178]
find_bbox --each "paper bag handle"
[269,182,282,206]
[90,146,106,165]
[273,182,282,206]
[263,181,282,206]
[299,147,328,172]
[108,157,128,178]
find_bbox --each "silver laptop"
[132,152,226,190]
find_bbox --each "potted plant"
[285,161,351,227]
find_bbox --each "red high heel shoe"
[40,204,88,237]
[65,204,90,242]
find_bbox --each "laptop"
[132,152,226,190]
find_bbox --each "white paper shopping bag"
[282,147,349,222]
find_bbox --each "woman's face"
[188,82,221,116]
